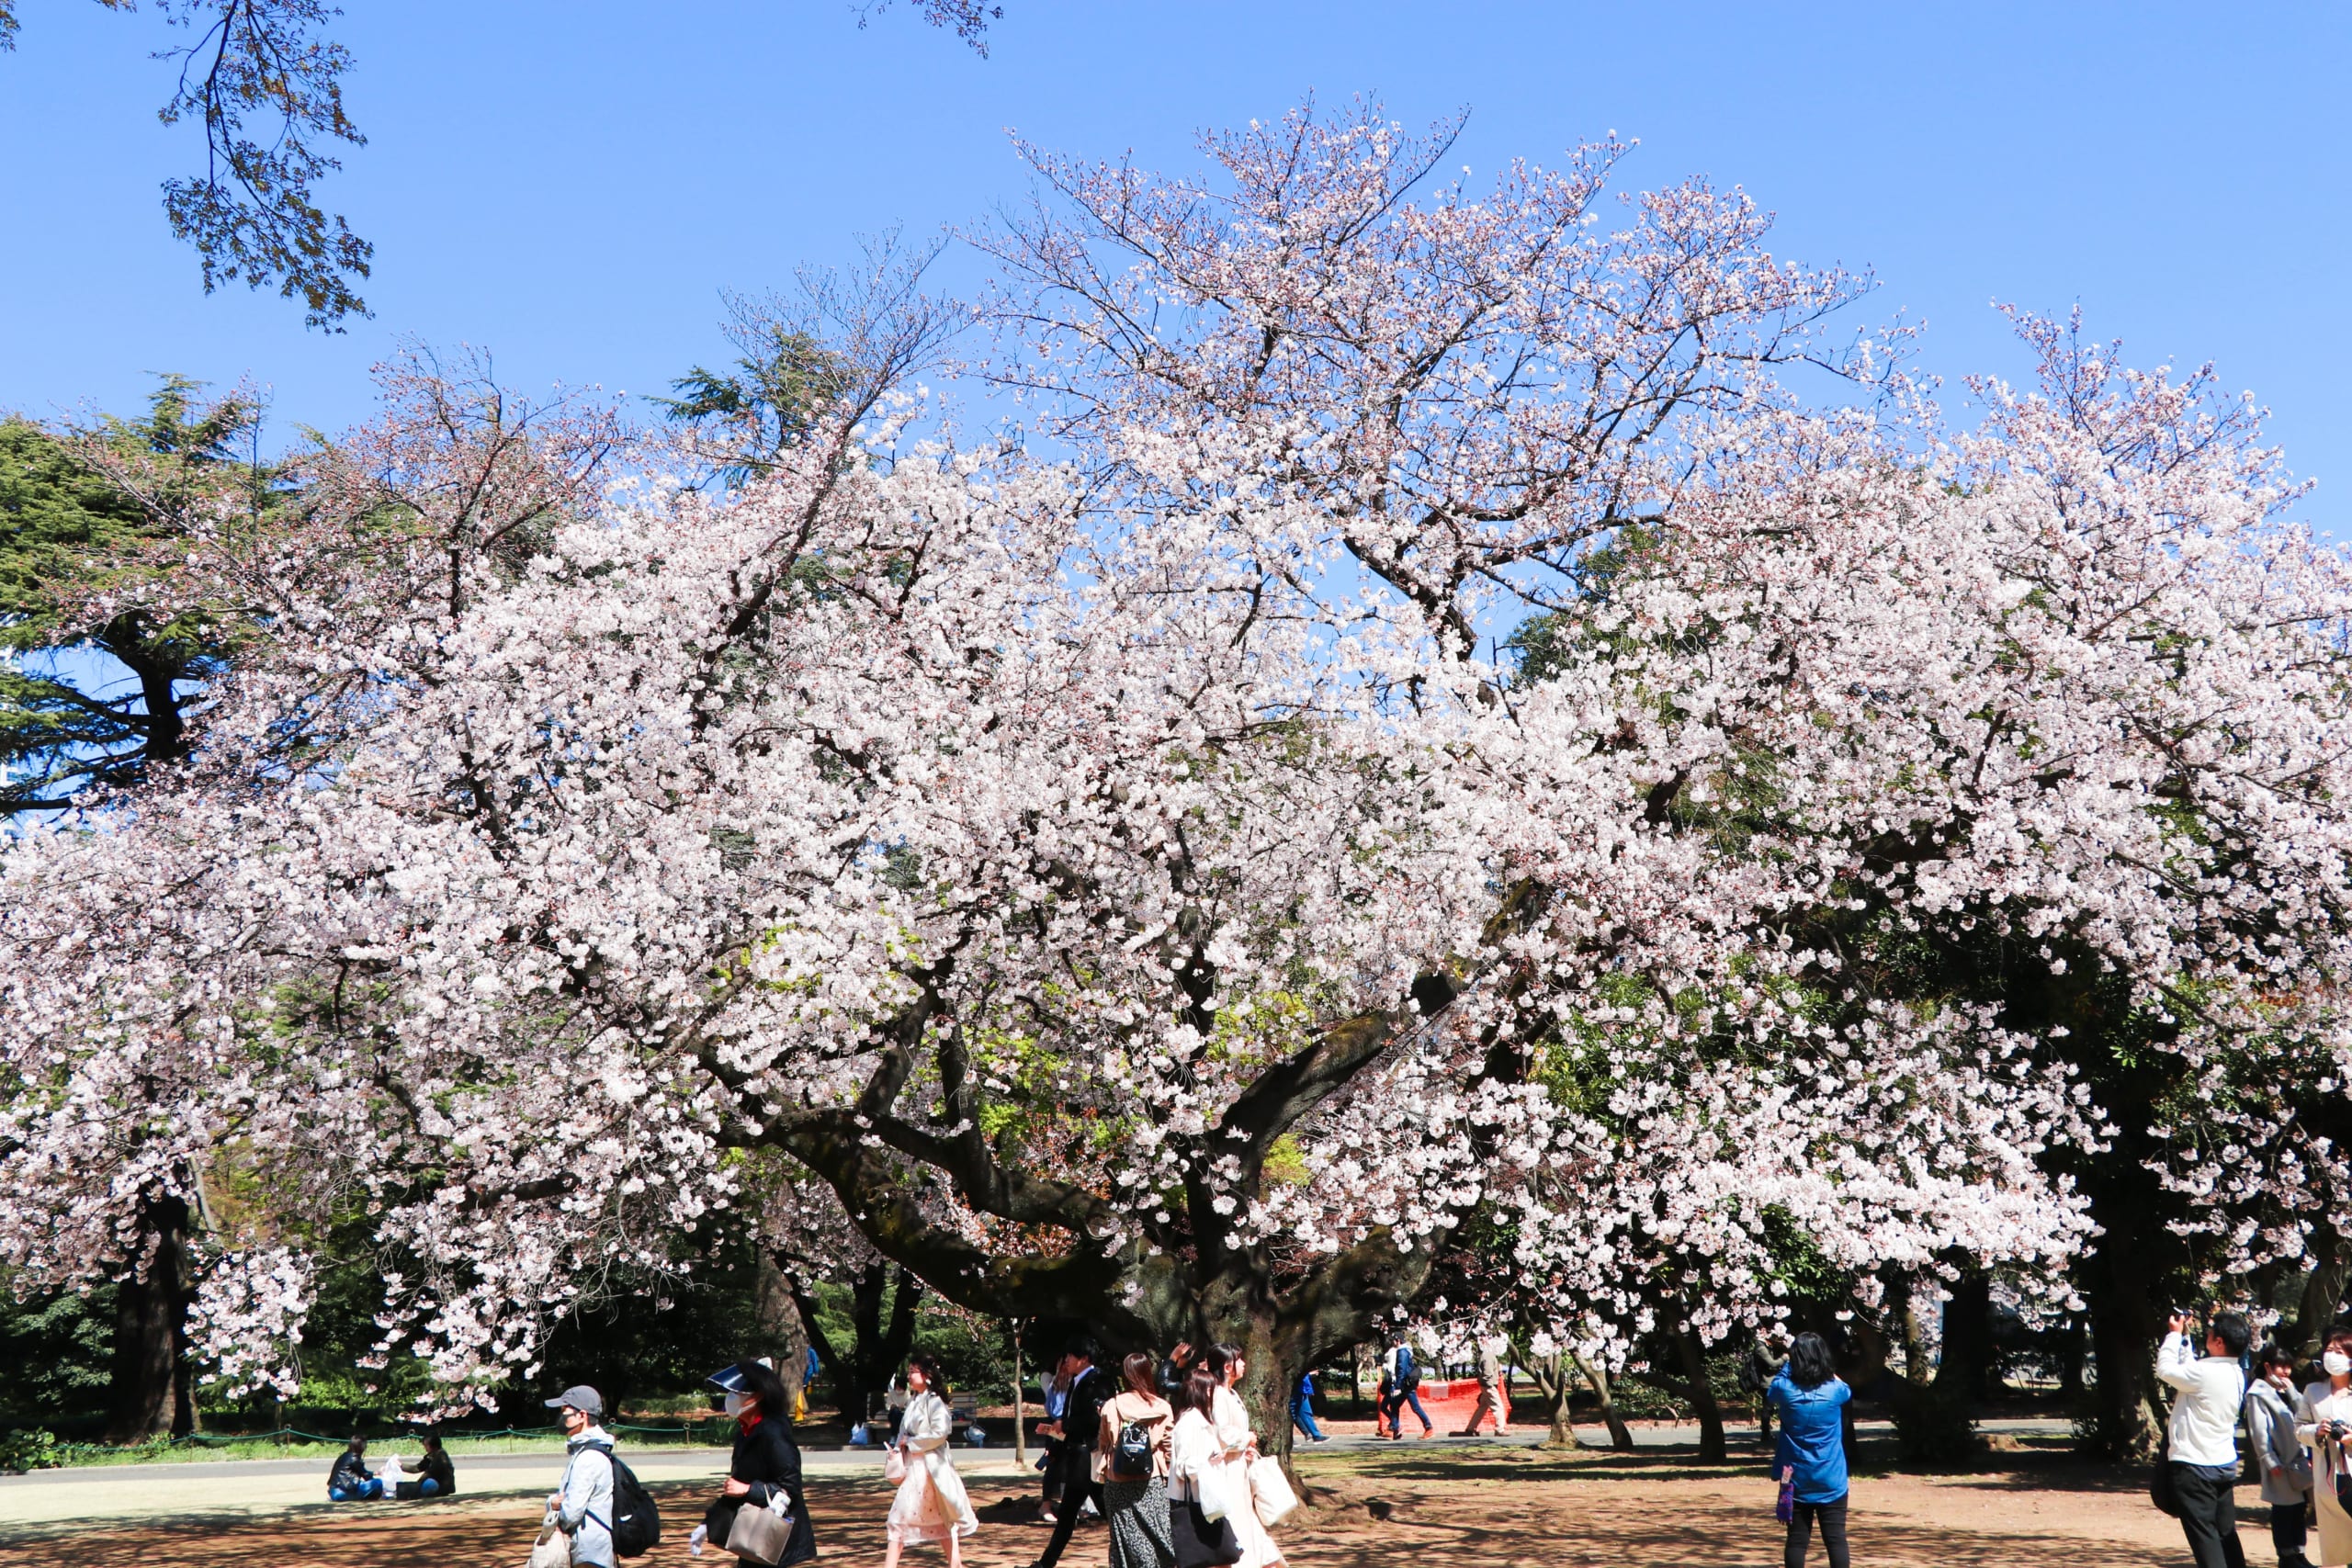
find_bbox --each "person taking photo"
[2158,1309,2252,1568]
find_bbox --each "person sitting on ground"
[390,1433,457,1500]
[327,1435,383,1501]
[1769,1332,1852,1568]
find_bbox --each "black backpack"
[1396,1346,1420,1392]
[1111,1418,1154,1480]
[581,1441,662,1559]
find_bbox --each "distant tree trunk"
[780,1255,922,1434]
[2293,1224,2348,1360]
[1571,1351,1635,1450]
[1936,1268,1996,1403]
[1511,1349,1577,1448]
[1671,1325,1727,1461]
[107,1192,192,1444]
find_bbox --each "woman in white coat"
[2301,1333,2352,1568]
[1203,1344,1285,1568]
[884,1355,978,1568]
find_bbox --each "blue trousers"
[1292,1393,1325,1440]
[1382,1384,1431,1432]
[328,1479,385,1501]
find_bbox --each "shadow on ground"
[7,1461,2197,1567]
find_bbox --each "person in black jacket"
[695,1358,818,1565]
[1030,1337,1110,1568]
[326,1435,382,1501]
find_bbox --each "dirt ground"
[0,1441,2243,1568]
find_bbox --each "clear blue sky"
[2,0,2346,521]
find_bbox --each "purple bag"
[1775,1476,1794,1524]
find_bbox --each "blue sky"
[1,0,2346,523]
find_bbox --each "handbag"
[1171,1495,1244,1568]
[1247,1454,1298,1528]
[883,1446,909,1483]
[726,1500,792,1566]
[526,1526,571,1568]
[1774,1475,1794,1525]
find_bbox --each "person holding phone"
[2159,1308,2251,1568]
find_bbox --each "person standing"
[1455,1338,1510,1437]
[2247,1341,2314,1568]
[1769,1333,1852,1568]
[544,1386,616,1568]
[797,1345,820,1424]
[2158,1309,2252,1568]
[1291,1371,1328,1444]
[327,1435,382,1501]
[1167,1365,1226,1568]
[1204,1344,1285,1568]
[2300,1331,2352,1568]
[1096,1350,1177,1568]
[1740,1333,1785,1449]
[885,1355,978,1568]
[694,1359,816,1565]
[1029,1337,1110,1568]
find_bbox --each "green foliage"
[656,310,854,486]
[0,378,272,816]
[0,1283,113,1431]
[0,1427,62,1472]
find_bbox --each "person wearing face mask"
[2246,1342,2315,1568]
[690,1359,817,1564]
[2300,1335,2352,1567]
[2156,1308,2251,1568]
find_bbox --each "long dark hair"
[1177,1362,1220,1416]
[736,1358,791,1416]
[1787,1332,1837,1390]
[1204,1342,1243,1382]
[1121,1350,1157,1396]
[910,1352,949,1398]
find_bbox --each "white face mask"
[2324,1351,2349,1378]
[723,1392,748,1417]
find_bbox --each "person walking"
[1291,1371,1328,1444]
[545,1386,616,1568]
[1455,1337,1510,1437]
[1381,1338,1432,1439]
[1029,1337,1111,1568]
[1168,1364,1227,1568]
[327,1435,382,1501]
[2247,1341,2314,1568]
[1096,1350,1177,1568]
[2158,1309,2252,1568]
[692,1359,816,1565]
[2300,1330,2352,1567]
[797,1345,819,1424]
[1204,1344,1285,1568]
[885,1355,978,1568]
[1768,1333,1852,1568]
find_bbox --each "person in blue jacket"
[1769,1332,1852,1568]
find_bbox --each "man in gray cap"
[544,1385,615,1567]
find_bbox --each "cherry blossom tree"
[5,104,2346,1472]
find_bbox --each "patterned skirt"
[1103,1475,1176,1568]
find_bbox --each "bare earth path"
[0,1441,2239,1567]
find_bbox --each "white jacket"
[555,1427,616,1568]
[2155,1333,2245,1468]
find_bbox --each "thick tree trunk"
[1571,1352,1635,1450]
[1671,1325,1727,1461]
[107,1193,192,1445]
